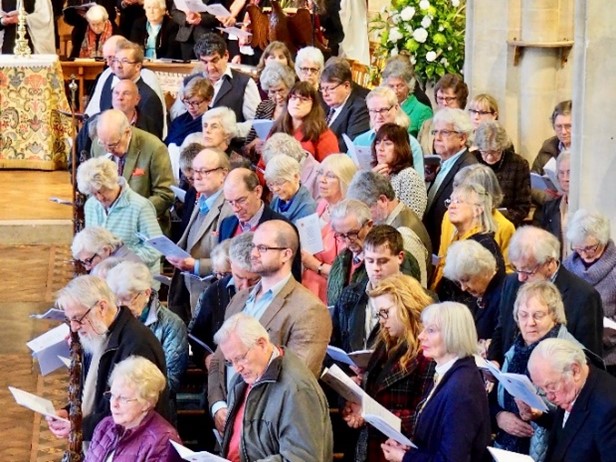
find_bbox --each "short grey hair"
[382,56,416,93]
[211,239,231,274]
[56,275,116,311]
[474,121,512,152]
[330,199,372,227]
[421,302,478,357]
[202,107,237,140]
[347,171,395,207]
[72,227,122,259]
[262,133,307,164]
[514,280,567,325]
[433,107,473,138]
[451,182,496,233]
[90,256,125,279]
[454,164,504,208]
[228,232,254,271]
[294,46,324,73]
[108,356,166,405]
[509,226,560,265]
[443,240,497,282]
[86,4,108,22]
[105,261,153,297]
[77,157,119,196]
[179,142,205,172]
[529,338,586,376]
[214,312,270,346]
[259,61,296,92]
[566,209,611,247]
[264,155,300,184]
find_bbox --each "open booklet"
[30,308,65,322]
[475,356,548,412]
[9,386,69,423]
[321,365,415,447]
[487,446,534,461]
[136,233,190,259]
[326,345,374,370]
[250,119,274,139]
[295,213,324,255]
[27,324,70,376]
[171,440,230,461]
[531,157,560,192]
[343,134,373,171]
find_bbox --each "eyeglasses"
[182,98,206,108]
[227,196,249,208]
[224,345,254,367]
[316,169,338,180]
[250,244,288,254]
[97,137,123,149]
[468,108,494,116]
[289,94,312,103]
[368,106,393,115]
[77,253,99,267]
[103,391,139,404]
[554,123,572,132]
[512,263,543,277]
[193,167,222,177]
[112,58,138,65]
[517,311,550,322]
[266,179,289,190]
[65,301,99,327]
[480,150,502,157]
[320,82,343,94]
[117,291,143,307]
[299,66,320,75]
[374,306,393,320]
[430,129,461,138]
[444,197,480,208]
[571,243,601,255]
[436,95,458,104]
[334,224,365,242]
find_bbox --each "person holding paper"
[302,154,357,302]
[72,226,142,272]
[531,100,572,177]
[130,0,181,59]
[265,155,316,222]
[215,313,333,462]
[341,274,435,462]
[528,338,616,462]
[170,2,224,61]
[380,302,491,462]
[85,356,182,462]
[564,210,616,375]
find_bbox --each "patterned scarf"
[79,20,113,58]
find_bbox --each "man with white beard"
[45,275,169,444]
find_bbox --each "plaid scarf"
[79,20,113,58]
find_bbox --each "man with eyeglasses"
[421,107,477,251]
[319,60,369,152]
[215,312,333,462]
[208,220,331,433]
[45,275,169,445]
[167,148,234,324]
[487,226,603,366]
[91,109,174,235]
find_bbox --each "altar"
[0,54,72,170]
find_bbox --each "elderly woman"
[443,239,506,352]
[371,123,427,218]
[381,301,491,462]
[262,133,320,199]
[265,155,316,222]
[342,274,435,462]
[72,227,141,272]
[244,61,297,157]
[185,107,239,162]
[474,121,531,226]
[382,55,433,137]
[270,81,339,162]
[106,261,188,394]
[75,5,115,58]
[492,281,582,460]
[564,210,616,374]
[77,157,162,278]
[175,142,204,239]
[130,0,180,59]
[254,40,295,99]
[354,86,424,179]
[85,356,182,462]
[532,100,572,175]
[302,154,357,302]
[294,45,324,91]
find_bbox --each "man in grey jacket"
[215,312,333,462]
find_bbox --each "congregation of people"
[22,6,616,460]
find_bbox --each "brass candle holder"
[13,0,31,56]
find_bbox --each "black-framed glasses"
[571,243,601,255]
[320,81,343,94]
[77,253,99,267]
[436,95,458,104]
[193,167,222,177]
[468,108,494,116]
[299,66,320,75]
[182,98,206,108]
[250,244,288,254]
[334,229,362,242]
[430,129,461,137]
[103,391,139,404]
[374,307,393,320]
[368,106,393,115]
[65,301,99,327]
[289,94,312,103]
[112,58,138,65]
[512,263,542,277]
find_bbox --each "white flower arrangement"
[371,0,466,85]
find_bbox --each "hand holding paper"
[9,387,70,423]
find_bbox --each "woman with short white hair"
[130,0,181,59]
[265,155,316,222]
[105,261,188,394]
[185,107,238,158]
[85,356,182,462]
[72,227,141,272]
[295,46,325,90]
[564,209,616,373]
[78,4,115,58]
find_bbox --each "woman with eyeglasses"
[254,41,295,98]
[265,155,316,222]
[381,301,491,462]
[302,154,357,302]
[85,356,182,462]
[270,81,340,162]
[564,210,616,375]
[294,46,324,91]
[467,93,499,131]
[130,0,180,59]
[341,274,435,462]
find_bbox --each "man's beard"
[78,315,109,354]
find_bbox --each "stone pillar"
[569,0,616,221]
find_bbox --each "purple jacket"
[85,411,182,462]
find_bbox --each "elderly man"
[171,33,260,137]
[528,338,616,462]
[71,226,141,273]
[422,107,477,250]
[208,220,331,433]
[216,312,333,461]
[167,148,234,324]
[320,60,369,152]
[45,275,169,443]
[91,109,174,234]
[488,226,603,365]
[348,170,432,285]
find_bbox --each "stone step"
[0,220,73,245]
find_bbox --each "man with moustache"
[45,275,169,444]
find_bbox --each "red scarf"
[79,20,113,58]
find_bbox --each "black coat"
[487,267,604,364]
[534,197,564,249]
[130,15,181,59]
[327,91,370,153]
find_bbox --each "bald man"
[207,219,332,433]
[91,109,174,234]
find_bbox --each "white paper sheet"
[530,172,557,191]
[320,364,365,404]
[295,213,324,255]
[58,356,72,368]
[487,446,534,461]
[27,324,69,353]
[344,134,373,171]
[170,185,187,203]
[171,440,230,461]
[251,119,274,139]
[142,235,190,259]
[9,386,69,422]
[188,333,214,354]
[153,274,172,286]
[204,3,231,16]
[604,317,616,330]
[217,26,252,40]
[30,308,66,321]
[362,395,416,448]
[496,372,548,412]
